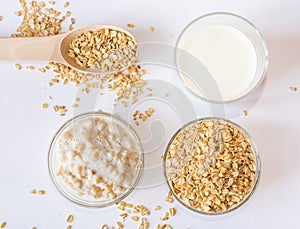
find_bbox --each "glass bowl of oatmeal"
[164,117,261,215]
[48,112,144,208]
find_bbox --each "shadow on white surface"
[225,79,266,119]
[250,120,299,188]
[265,34,300,80]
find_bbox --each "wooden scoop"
[0,24,137,73]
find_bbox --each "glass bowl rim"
[163,117,261,215]
[48,111,144,208]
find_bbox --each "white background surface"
[0,0,300,228]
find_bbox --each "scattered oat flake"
[127,23,134,28]
[165,197,174,203]
[119,213,128,221]
[289,86,297,92]
[148,108,154,113]
[66,225,72,229]
[126,203,133,208]
[42,103,48,109]
[63,79,69,85]
[242,110,248,116]
[133,110,139,117]
[165,92,170,97]
[131,216,139,222]
[38,2,46,7]
[15,63,22,70]
[64,2,69,7]
[169,208,176,216]
[0,16,3,21]
[39,68,46,73]
[30,189,37,194]
[0,222,6,228]
[161,216,169,221]
[150,26,155,31]
[38,190,46,195]
[66,214,73,223]
[48,1,55,5]
[51,79,59,84]
[31,227,37,229]
[26,65,35,70]
[15,11,22,16]
[71,104,78,108]
[154,206,161,211]
[116,222,123,228]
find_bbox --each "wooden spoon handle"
[0,34,64,62]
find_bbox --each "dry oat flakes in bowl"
[164,118,260,215]
[48,112,144,207]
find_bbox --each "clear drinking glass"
[175,12,269,103]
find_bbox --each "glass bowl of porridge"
[48,111,144,207]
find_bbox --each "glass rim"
[48,111,144,208]
[174,12,269,103]
[163,117,261,215]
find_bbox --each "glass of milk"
[175,12,268,103]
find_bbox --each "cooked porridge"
[55,115,141,200]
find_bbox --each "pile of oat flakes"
[11,0,148,117]
[0,1,171,229]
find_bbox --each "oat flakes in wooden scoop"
[0,24,137,73]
